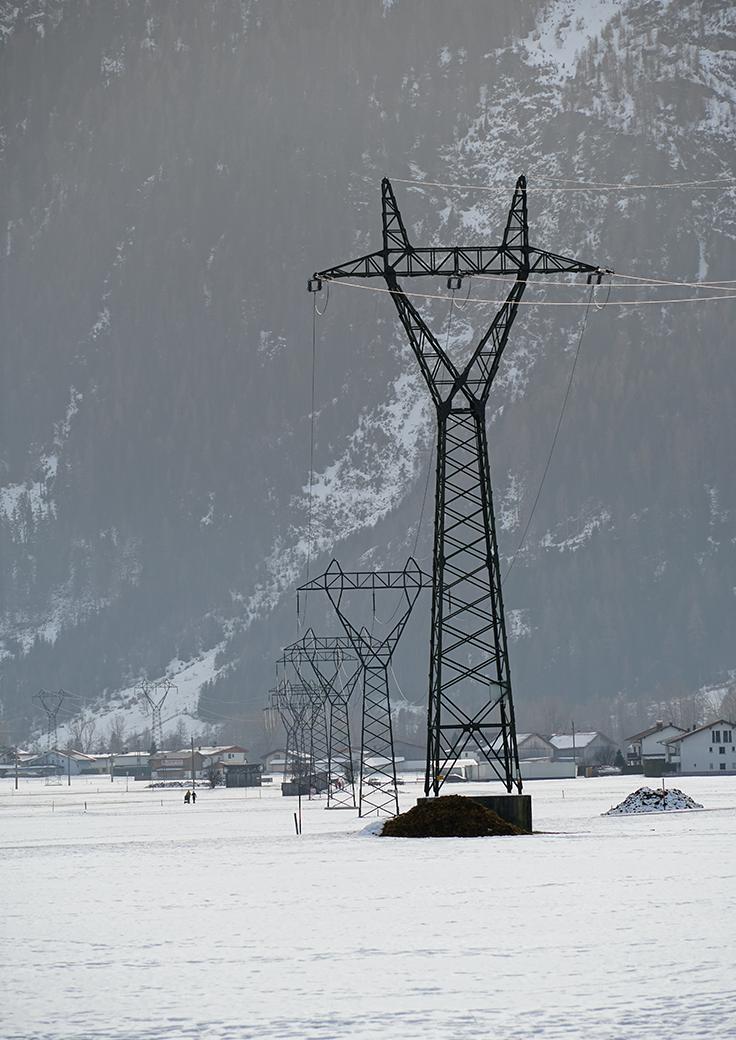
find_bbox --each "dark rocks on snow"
[604,786,703,815]
[381,794,529,837]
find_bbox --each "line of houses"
[5,717,736,784]
[263,731,622,782]
[0,745,263,786]
[626,718,736,775]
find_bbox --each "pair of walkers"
[184,789,196,804]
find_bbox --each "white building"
[151,745,248,780]
[665,719,736,774]
[626,721,685,766]
[549,731,618,766]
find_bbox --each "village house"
[549,731,618,767]
[516,733,556,761]
[0,747,42,777]
[261,749,288,775]
[30,749,98,776]
[626,721,685,768]
[150,745,248,781]
[664,720,736,774]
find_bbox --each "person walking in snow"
[191,790,196,804]
[184,790,191,804]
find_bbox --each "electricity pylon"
[298,558,428,816]
[283,630,361,809]
[309,177,609,797]
[33,689,69,750]
[136,679,175,752]
[268,677,320,791]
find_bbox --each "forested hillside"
[1,0,735,747]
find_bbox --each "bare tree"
[107,714,127,752]
[204,762,223,788]
[648,683,712,731]
[163,717,188,750]
[591,743,618,767]
[719,684,736,724]
[65,716,98,753]
[524,696,572,737]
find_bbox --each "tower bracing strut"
[309,177,609,797]
[298,559,428,817]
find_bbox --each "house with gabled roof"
[549,731,618,766]
[626,721,685,766]
[664,719,736,774]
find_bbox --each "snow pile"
[381,794,528,837]
[604,787,703,815]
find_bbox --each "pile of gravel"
[603,786,703,815]
[381,794,528,837]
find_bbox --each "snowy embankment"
[2,774,735,1040]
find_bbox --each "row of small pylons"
[266,558,430,818]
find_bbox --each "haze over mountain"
[2,0,735,749]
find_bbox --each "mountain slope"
[1,0,735,746]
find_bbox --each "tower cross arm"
[297,559,430,594]
[311,246,606,283]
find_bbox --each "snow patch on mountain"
[0,386,82,534]
[541,507,612,553]
[52,643,226,750]
[524,0,626,82]
[228,367,431,631]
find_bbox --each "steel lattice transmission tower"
[33,689,69,751]
[298,559,428,817]
[283,630,361,809]
[309,177,608,797]
[136,679,176,752]
[269,676,321,791]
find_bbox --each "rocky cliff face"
[1,0,735,744]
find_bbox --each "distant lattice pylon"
[32,689,69,751]
[136,679,176,751]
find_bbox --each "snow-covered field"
[2,774,735,1040]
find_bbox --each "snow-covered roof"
[549,732,604,749]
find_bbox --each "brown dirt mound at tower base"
[381,794,529,837]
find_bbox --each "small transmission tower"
[136,679,175,752]
[33,688,69,751]
[310,177,609,797]
[284,630,361,809]
[269,676,320,792]
[298,558,427,817]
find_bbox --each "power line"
[391,175,736,193]
[320,277,736,308]
[504,285,595,583]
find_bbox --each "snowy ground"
[2,774,735,1040]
